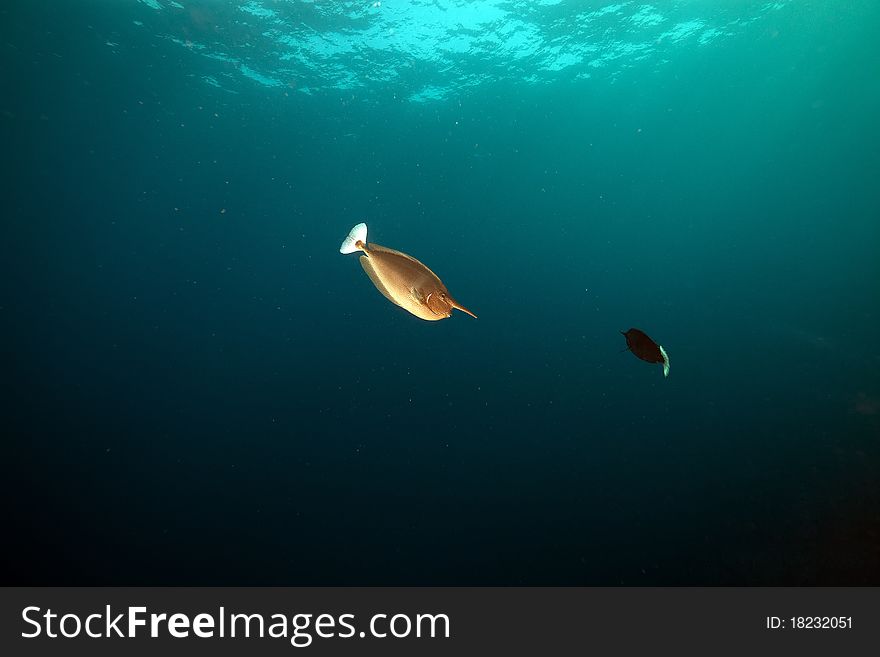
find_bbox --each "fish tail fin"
[450,298,477,319]
[340,223,368,254]
[659,344,670,377]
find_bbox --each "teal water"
[2,0,878,584]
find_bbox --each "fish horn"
[450,298,477,319]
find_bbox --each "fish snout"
[425,291,452,317]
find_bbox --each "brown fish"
[621,328,670,377]
[339,223,477,321]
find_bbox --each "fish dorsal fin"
[360,255,403,308]
[367,243,443,283]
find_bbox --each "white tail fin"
[340,222,368,254]
[659,345,670,377]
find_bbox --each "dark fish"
[621,328,670,377]
[340,223,477,321]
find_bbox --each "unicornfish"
[339,223,477,321]
[621,328,670,377]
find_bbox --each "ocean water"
[2,0,878,585]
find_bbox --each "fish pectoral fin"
[360,256,402,308]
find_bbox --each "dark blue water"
[2,0,878,584]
